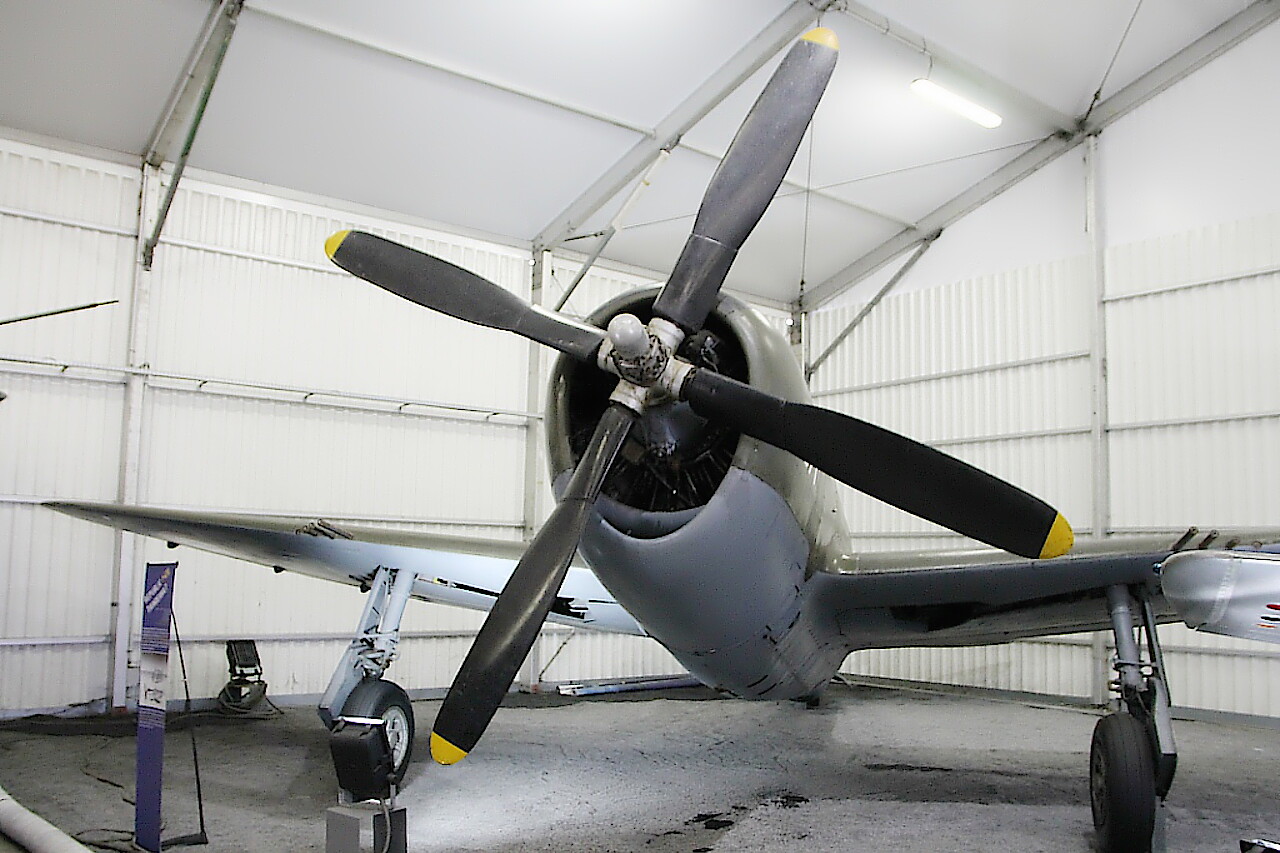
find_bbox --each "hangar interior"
[2,0,1279,783]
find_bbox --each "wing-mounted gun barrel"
[1162,549,1280,645]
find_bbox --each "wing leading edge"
[47,501,643,636]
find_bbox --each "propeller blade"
[430,403,635,764]
[681,369,1073,559]
[653,28,838,332]
[326,230,606,362]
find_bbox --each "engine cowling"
[546,288,748,536]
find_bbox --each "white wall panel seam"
[1103,263,1280,304]
[0,638,109,647]
[159,234,346,276]
[880,426,1091,449]
[1,356,539,423]
[0,205,137,238]
[811,351,1090,399]
[1111,411,1280,431]
[1,363,124,387]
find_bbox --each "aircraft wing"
[46,501,644,635]
[814,530,1280,649]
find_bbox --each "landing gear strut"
[1090,583,1177,853]
[320,565,420,788]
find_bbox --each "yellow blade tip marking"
[430,731,468,765]
[324,230,351,260]
[1039,513,1074,559]
[802,27,838,51]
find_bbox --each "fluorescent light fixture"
[910,78,1003,128]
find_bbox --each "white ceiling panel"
[246,0,795,131]
[0,1,1273,305]
[0,0,207,155]
[191,10,643,239]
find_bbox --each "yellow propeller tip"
[1039,513,1074,559]
[324,230,351,260]
[430,731,469,765]
[802,27,838,51]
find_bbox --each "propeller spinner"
[324,26,1072,765]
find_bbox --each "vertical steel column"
[1086,135,1114,705]
[1085,135,1112,540]
[106,0,244,710]
[517,249,549,691]
[107,166,161,710]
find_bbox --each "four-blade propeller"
[324,26,1073,766]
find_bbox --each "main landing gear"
[1090,583,1177,853]
[320,565,420,789]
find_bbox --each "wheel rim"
[383,704,411,768]
[1090,745,1109,827]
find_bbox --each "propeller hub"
[602,313,683,391]
[607,314,649,357]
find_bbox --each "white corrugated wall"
[1,140,137,712]
[6,64,1280,723]
[813,210,1280,719]
[0,134,684,715]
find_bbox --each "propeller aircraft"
[48,28,1280,853]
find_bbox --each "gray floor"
[1,682,1277,852]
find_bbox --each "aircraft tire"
[1089,712,1156,853]
[342,678,416,784]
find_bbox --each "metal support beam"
[106,0,247,708]
[554,148,672,312]
[805,233,936,380]
[1080,0,1280,130]
[140,0,244,270]
[534,0,835,252]
[523,249,549,545]
[517,249,549,690]
[107,165,162,710]
[803,0,1280,309]
[1085,136,1111,543]
[839,1,1076,133]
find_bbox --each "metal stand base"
[325,803,406,853]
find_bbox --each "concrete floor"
[0,681,1277,852]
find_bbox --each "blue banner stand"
[135,561,177,853]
